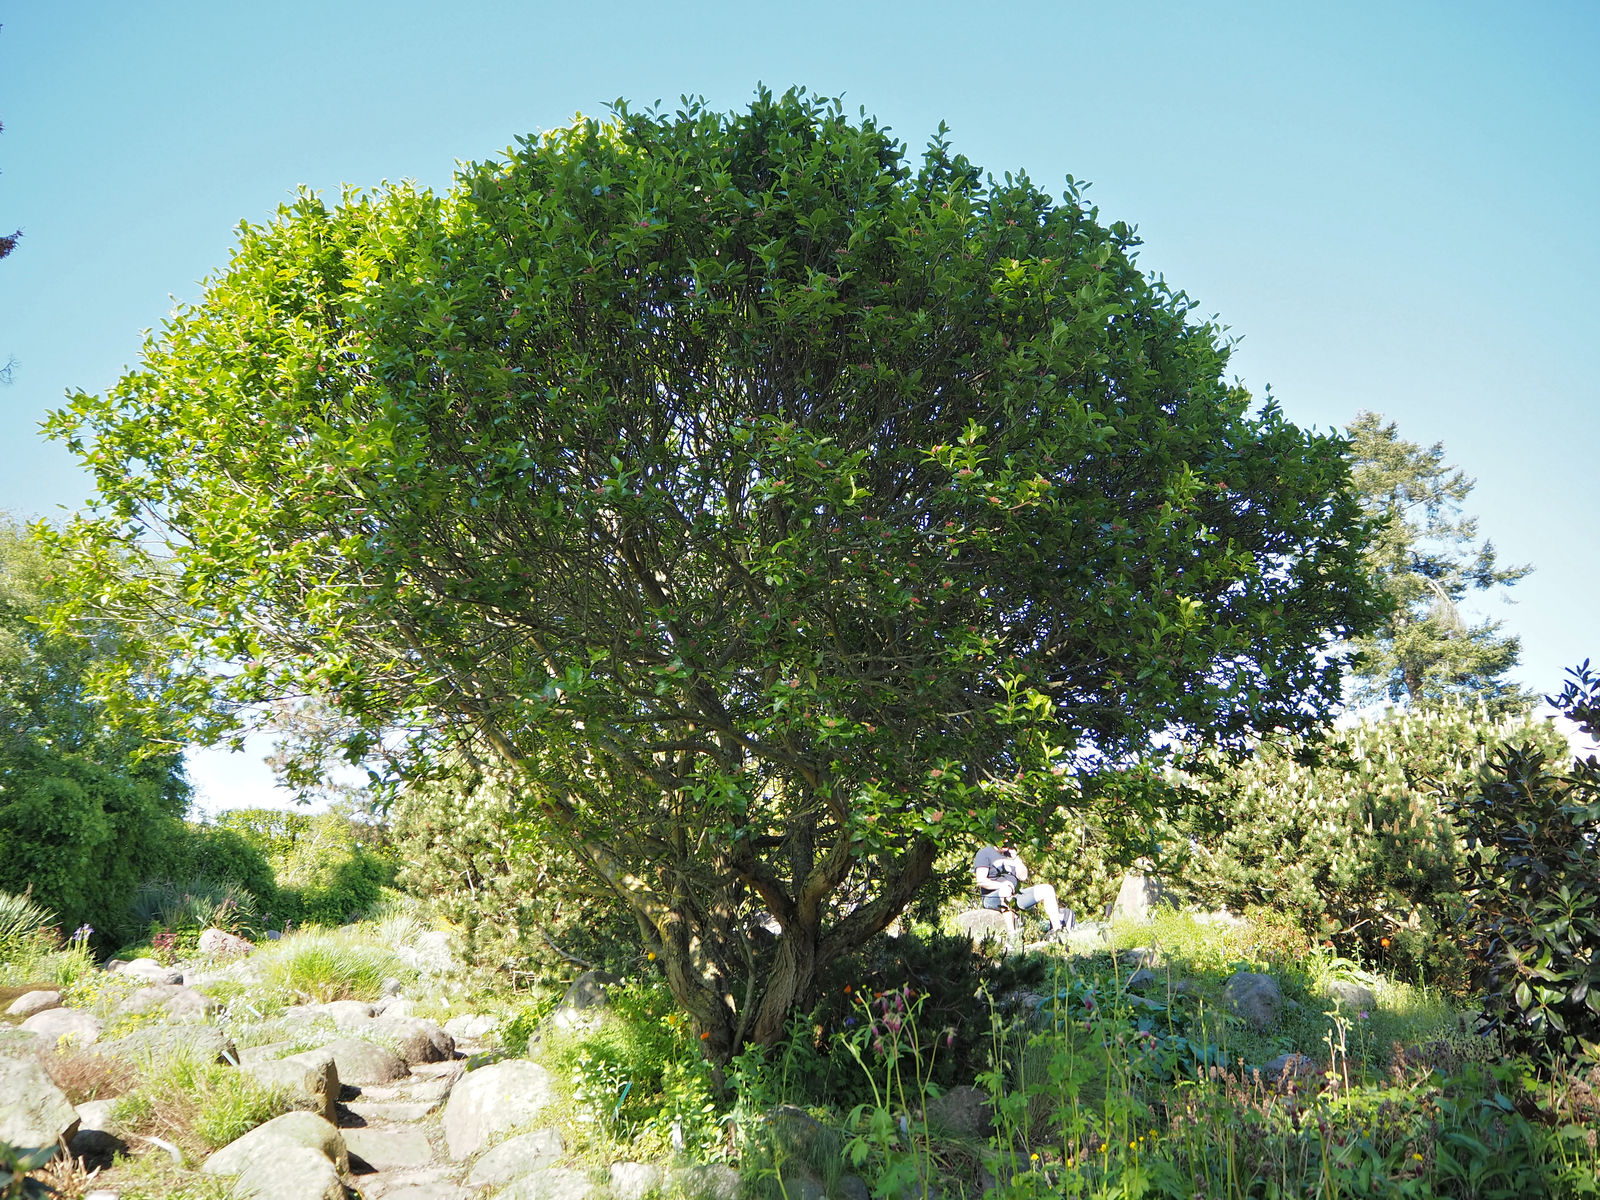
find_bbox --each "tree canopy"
[1345,411,1530,711]
[46,90,1381,1056]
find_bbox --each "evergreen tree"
[1346,411,1531,710]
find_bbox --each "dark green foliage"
[212,808,313,860]
[177,824,277,907]
[802,932,1047,1105]
[47,89,1382,1054]
[1180,703,1569,985]
[0,1141,56,1200]
[1346,412,1532,711]
[1454,661,1600,1069]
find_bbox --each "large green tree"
[0,517,190,941]
[46,91,1380,1056]
[1346,411,1531,710]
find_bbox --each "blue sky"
[2,2,1596,812]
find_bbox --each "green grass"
[111,1045,293,1163]
[253,926,407,1003]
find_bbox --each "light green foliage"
[1455,662,1600,1070]
[264,808,395,928]
[46,89,1381,1055]
[1346,411,1532,710]
[1179,702,1569,983]
[0,517,193,945]
[0,889,50,958]
[541,979,719,1158]
[253,925,405,1002]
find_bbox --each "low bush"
[1454,661,1600,1072]
[1177,702,1569,986]
[268,808,395,928]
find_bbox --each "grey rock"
[559,969,619,1013]
[767,1103,838,1159]
[265,929,282,940]
[323,999,377,1024]
[468,1128,564,1187]
[492,1167,592,1200]
[239,1041,294,1065]
[242,1047,340,1123]
[231,1144,346,1200]
[196,927,254,957]
[202,1110,349,1176]
[444,1013,497,1040]
[1120,946,1161,969]
[1262,1052,1318,1079]
[380,977,403,997]
[344,1125,435,1170]
[20,1007,102,1046]
[346,1098,441,1123]
[1326,980,1378,1016]
[1224,971,1282,1030]
[1109,872,1165,924]
[116,983,185,1016]
[608,1162,662,1200]
[5,990,62,1018]
[70,1099,126,1161]
[376,995,417,1019]
[952,908,1015,948]
[923,1085,991,1137]
[836,1175,871,1200]
[666,1163,741,1200]
[443,1058,556,1159]
[108,1022,237,1065]
[119,958,184,985]
[0,1056,80,1148]
[376,1015,455,1066]
[369,1171,472,1200]
[780,1172,827,1200]
[319,1036,409,1086]
[1125,968,1156,989]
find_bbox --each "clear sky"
[2,1,1596,813]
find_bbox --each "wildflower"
[843,985,852,993]
[1412,1153,1424,1162]
[1380,937,1391,948]
[700,1031,710,1040]
[646,951,656,960]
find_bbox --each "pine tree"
[1346,411,1531,710]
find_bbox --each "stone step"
[344,1126,437,1172]
[345,1099,442,1124]
[358,1166,470,1200]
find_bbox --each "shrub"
[1454,661,1600,1070]
[254,927,405,1002]
[0,889,52,961]
[125,877,263,945]
[269,808,395,927]
[1177,702,1569,985]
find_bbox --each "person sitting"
[973,843,1073,938]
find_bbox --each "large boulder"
[375,1016,455,1066]
[952,909,1014,948]
[1109,872,1165,924]
[443,1059,556,1159]
[317,1036,409,1086]
[666,1163,742,1200]
[444,1013,498,1040]
[231,1144,346,1200]
[202,1110,349,1177]
[118,958,184,985]
[5,990,62,1018]
[20,1007,102,1046]
[106,1022,236,1065]
[467,1128,565,1188]
[0,1056,80,1149]
[321,1000,377,1025]
[1325,980,1378,1016]
[609,1162,662,1200]
[493,1167,593,1200]
[197,928,254,958]
[547,970,620,1032]
[1224,971,1282,1030]
[923,1085,991,1136]
[242,1047,341,1123]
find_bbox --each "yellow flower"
[1413,1153,1424,1162]
[646,951,656,960]
[1030,1153,1039,1162]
